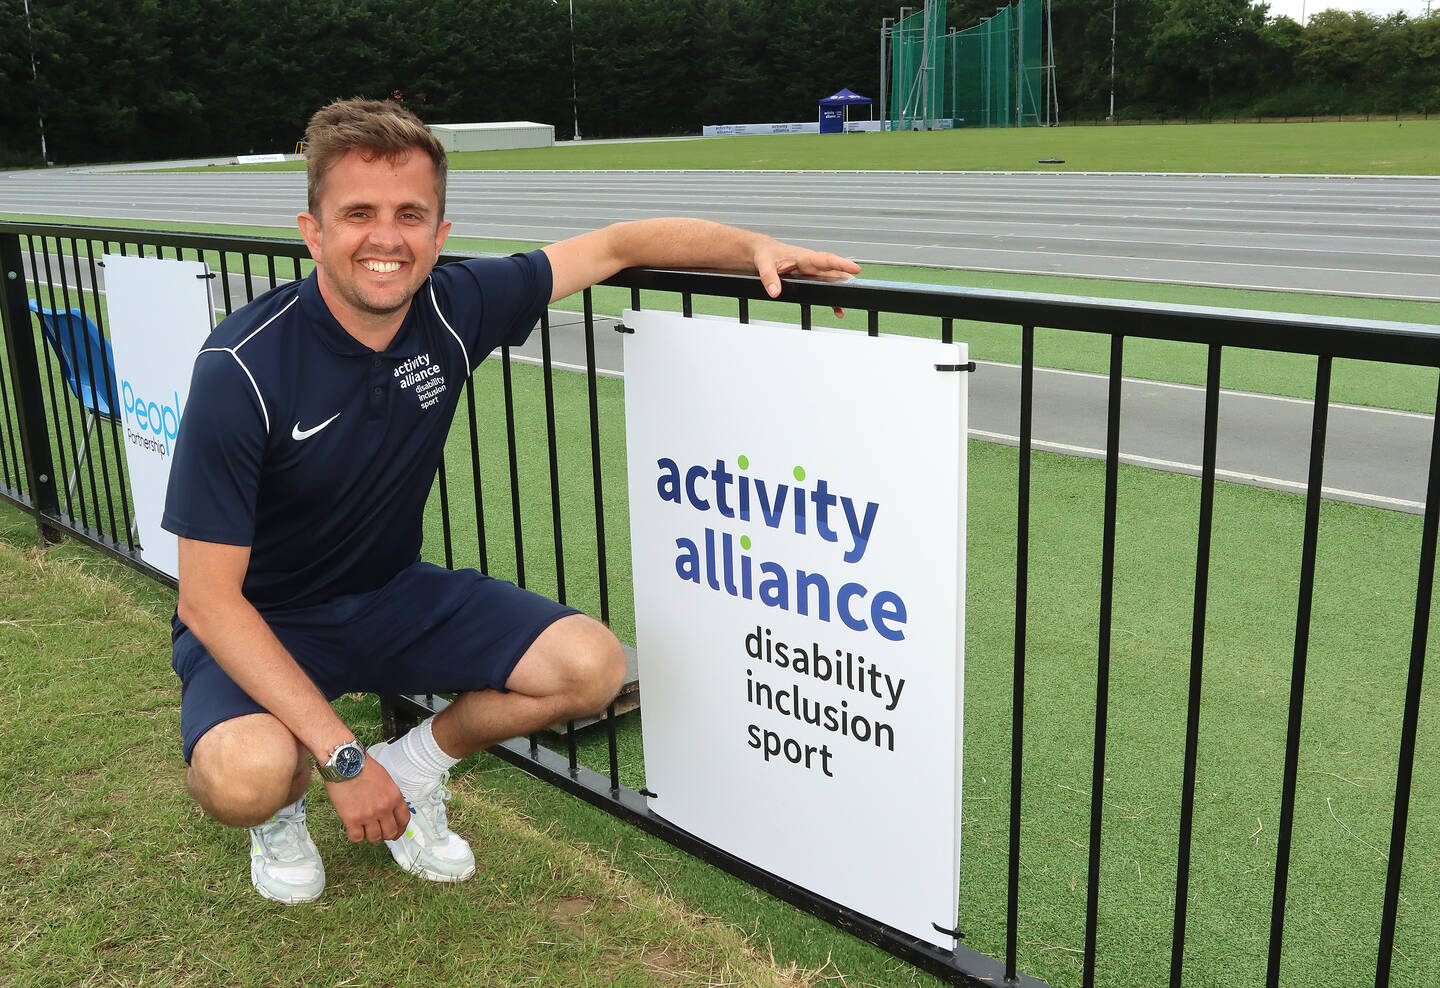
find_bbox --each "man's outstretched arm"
[542,218,860,304]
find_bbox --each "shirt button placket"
[369,356,386,417]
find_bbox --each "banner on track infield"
[622,309,967,947]
[103,254,214,578]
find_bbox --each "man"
[162,98,860,903]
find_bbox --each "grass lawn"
[0,502,828,988]
[186,119,1440,175]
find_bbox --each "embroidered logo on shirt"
[395,352,446,411]
[291,413,341,441]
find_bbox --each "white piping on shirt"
[429,284,471,372]
[196,292,299,435]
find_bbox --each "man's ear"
[297,212,323,262]
[434,218,453,259]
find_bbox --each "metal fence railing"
[3,221,1436,987]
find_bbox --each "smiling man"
[160,98,859,904]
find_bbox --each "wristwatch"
[317,739,366,782]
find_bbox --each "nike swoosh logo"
[291,413,341,441]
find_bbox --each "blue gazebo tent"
[818,88,873,134]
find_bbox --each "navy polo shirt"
[162,251,552,612]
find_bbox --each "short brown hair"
[303,98,448,219]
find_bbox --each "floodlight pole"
[1107,0,1117,121]
[881,17,893,133]
[569,0,582,141]
[1046,0,1059,126]
[922,0,935,130]
[950,26,958,126]
[1015,0,1025,127]
[22,0,48,163]
[900,7,912,129]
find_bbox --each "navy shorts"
[172,561,580,763]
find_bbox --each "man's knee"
[188,714,308,827]
[565,617,626,713]
[529,615,626,715]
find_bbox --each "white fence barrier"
[702,121,884,136]
[702,120,965,136]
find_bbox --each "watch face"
[333,743,365,779]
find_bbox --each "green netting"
[1021,0,1042,124]
[889,6,934,131]
[889,0,1043,130]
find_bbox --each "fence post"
[0,230,63,544]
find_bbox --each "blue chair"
[28,300,121,500]
[28,299,119,418]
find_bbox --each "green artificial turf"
[471,437,1440,988]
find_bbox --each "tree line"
[1,0,1435,166]
[1051,0,1439,121]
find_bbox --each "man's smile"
[360,259,405,273]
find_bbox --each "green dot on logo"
[740,535,751,550]
[737,455,749,470]
[793,465,806,482]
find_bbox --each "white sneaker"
[248,795,325,904]
[370,741,476,883]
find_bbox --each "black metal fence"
[3,220,1436,988]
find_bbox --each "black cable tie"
[935,362,977,372]
[197,272,217,279]
[614,323,634,334]
[932,922,965,939]
[639,787,658,798]
[96,260,105,267]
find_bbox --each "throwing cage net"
[886,0,1047,130]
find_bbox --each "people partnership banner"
[103,255,214,577]
[622,310,967,947]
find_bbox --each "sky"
[1261,0,1432,22]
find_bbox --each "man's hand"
[752,241,862,317]
[753,241,861,299]
[325,759,411,843]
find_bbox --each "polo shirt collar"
[298,271,428,359]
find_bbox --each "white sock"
[373,716,460,795]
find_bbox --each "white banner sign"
[623,310,967,947]
[702,122,819,136]
[701,121,883,136]
[103,255,215,577]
